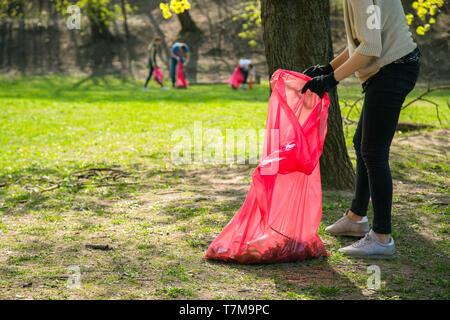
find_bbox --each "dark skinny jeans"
[144,59,154,88]
[350,57,420,234]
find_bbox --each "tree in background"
[232,0,260,48]
[53,0,136,42]
[159,0,201,35]
[0,0,137,42]
[0,1,35,72]
[52,0,137,71]
[159,0,203,82]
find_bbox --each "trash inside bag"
[204,69,330,264]
[154,66,164,86]
[176,61,189,88]
[227,65,244,89]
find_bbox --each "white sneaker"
[142,88,150,92]
[339,230,395,259]
[241,84,247,90]
[161,86,169,90]
[325,211,369,237]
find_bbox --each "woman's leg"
[170,56,177,87]
[144,60,154,88]
[357,63,420,235]
[350,106,371,218]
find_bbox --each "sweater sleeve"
[348,0,382,57]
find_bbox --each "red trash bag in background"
[204,69,330,264]
[176,61,189,88]
[154,66,164,86]
[227,65,244,89]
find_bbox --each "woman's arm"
[302,51,374,97]
[330,48,349,70]
[333,52,373,82]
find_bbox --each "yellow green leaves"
[406,13,414,25]
[409,0,444,35]
[159,2,171,19]
[248,40,258,48]
[159,0,191,19]
[232,1,261,47]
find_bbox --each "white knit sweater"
[343,0,417,83]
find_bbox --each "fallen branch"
[402,84,450,110]
[39,185,60,193]
[73,167,128,175]
[402,83,450,126]
[396,122,434,132]
[342,80,448,131]
[344,96,364,121]
[85,243,113,251]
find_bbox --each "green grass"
[0,75,448,300]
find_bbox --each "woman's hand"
[301,73,339,98]
[303,64,333,78]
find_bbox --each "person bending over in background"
[170,42,190,88]
[238,59,255,90]
[301,0,421,259]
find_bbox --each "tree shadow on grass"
[145,166,366,299]
[153,163,449,299]
[1,136,447,299]
[0,163,150,216]
[205,257,367,300]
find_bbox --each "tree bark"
[176,10,203,83]
[261,0,354,189]
[177,10,202,35]
[0,21,6,68]
[87,0,113,42]
[120,0,130,39]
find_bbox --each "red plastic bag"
[176,60,189,88]
[227,65,244,89]
[204,69,330,264]
[154,66,164,86]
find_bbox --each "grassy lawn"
[0,75,448,300]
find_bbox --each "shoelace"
[352,233,373,248]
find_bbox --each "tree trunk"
[49,2,62,72]
[87,0,113,42]
[120,0,130,39]
[18,7,26,74]
[176,10,203,83]
[177,10,202,35]
[0,21,6,68]
[261,0,354,189]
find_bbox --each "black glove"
[302,64,333,78]
[301,72,339,98]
